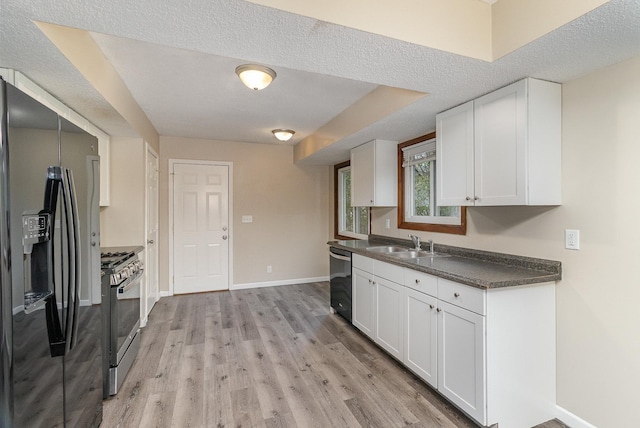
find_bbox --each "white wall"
[99,137,145,247]
[369,55,640,427]
[159,136,331,291]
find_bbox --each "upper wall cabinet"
[351,139,398,207]
[0,68,111,206]
[436,78,561,206]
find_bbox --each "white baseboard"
[160,276,329,296]
[231,276,329,290]
[557,405,598,428]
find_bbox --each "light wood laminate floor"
[103,282,567,428]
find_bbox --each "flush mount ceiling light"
[235,64,277,90]
[272,129,295,142]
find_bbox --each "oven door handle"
[117,269,143,295]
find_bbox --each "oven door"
[109,270,142,366]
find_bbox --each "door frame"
[86,155,101,305]
[144,143,159,324]
[168,159,233,296]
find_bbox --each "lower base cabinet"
[404,277,486,422]
[352,267,375,338]
[352,256,404,361]
[437,300,486,423]
[375,276,403,360]
[352,253,556,428]
[404,288,438,386]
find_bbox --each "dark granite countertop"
[328,235,561,290]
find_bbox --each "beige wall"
[159,136,331,290]
[99,137,146,247]
[368,56,640,427]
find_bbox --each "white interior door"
[172,162,230,294]
[145,145,159,318]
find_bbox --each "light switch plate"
[242,215,253,223]
[565,229,580,250]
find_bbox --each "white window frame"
[338,165,369,239]
[403,139,461,226]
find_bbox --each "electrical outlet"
[565,229,580,250]
[385,218,391,229]
[267,265,272,273]
[242,215,253,223]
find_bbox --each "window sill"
[398,215,467,235]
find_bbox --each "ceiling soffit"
[245,0,610,61]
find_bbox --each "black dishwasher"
[329,247,352,322]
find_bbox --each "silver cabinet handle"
[454,292,460,298]
[222,235,228,240]
[436,308,441,313]
[429,304,434,309]
[466,196,472,201]
[223,226,227,231]
[415,279,420,284]
[147,239,154,244]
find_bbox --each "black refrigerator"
[0,79,103,427]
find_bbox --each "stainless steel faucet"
[408,234,421,250]
[426,239,434,255]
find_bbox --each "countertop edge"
[328,237,561,290]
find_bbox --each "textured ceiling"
[1,0,640,164]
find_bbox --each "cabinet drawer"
[404,269,437,297]
[438,278,486,315]
[373,260,404,284]
[353,253,374,273]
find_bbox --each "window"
[334,161,370,239]
[398,133,466,234]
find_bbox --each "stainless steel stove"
[100,246,143,397]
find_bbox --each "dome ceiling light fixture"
[272,129,295,142]
[235,64,277,90]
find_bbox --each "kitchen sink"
[365,245,410,253]
[388,250,450,259]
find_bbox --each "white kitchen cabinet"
[374,276,404,360]
[350,139,398,207]
[404,287,438,387]
[351,252,556,427]
[436,77,561,206]
[352,255,404,359]
[352,266,376,339]
[437,300,486,423]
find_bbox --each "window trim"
[334,160,370,240]
[397,132,467,235]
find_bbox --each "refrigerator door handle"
[43,167,67,357]
[64,168,81,350]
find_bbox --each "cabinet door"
[375,277,404,360]
[351,142,375,207]
[436,100,474,207]
[473,79,526,205]
[404,288,438,387]
[438,301,486,425]
[352,267,376,339]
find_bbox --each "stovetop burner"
[100,246,143,272]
